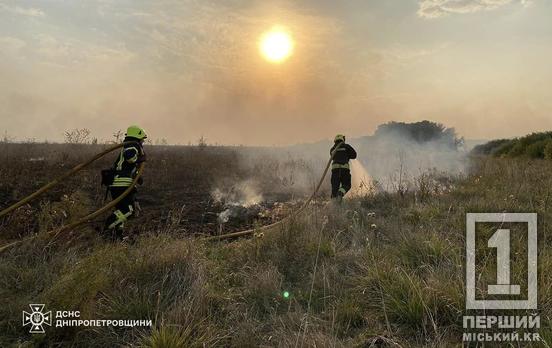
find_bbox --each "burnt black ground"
[0,143,311,241]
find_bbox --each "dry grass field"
[1,143,551,347]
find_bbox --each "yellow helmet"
[334,134,345,143]
[126,125,147,140]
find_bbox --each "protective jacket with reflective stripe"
[330,141,357,170]
[111,137,146,187]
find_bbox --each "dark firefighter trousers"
[103,186,136,240]
[331,168,351,198]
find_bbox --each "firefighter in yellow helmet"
[330,134,357,200]
[102,125,147,240]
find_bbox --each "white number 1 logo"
[487,229,520,295]
[466,213,537,310]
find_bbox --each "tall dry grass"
[1,154,552,346]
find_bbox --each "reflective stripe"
[113,177,133,182]
[330,147,346,156]
[108,210,125,229]
[111,175,133,187]
[116,150,125,171]
[116,146,139,170]
[108,206,134,229]
[332,163,350,170]
[115,210,126,220]
[339,187,347,194]
[125,148,138,163]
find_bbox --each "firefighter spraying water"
[329,134,358,201]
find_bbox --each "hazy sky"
[1,0,551,145]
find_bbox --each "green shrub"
[545,141,552,160]
[375,120,462,149]
[476,132,552,158]
[525,140,548,158]
[508,141,529,157]
[493,140,516,157]
[472,139,510,155]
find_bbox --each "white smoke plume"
[211,179,263,208]
[212,122,468,213]
[211,179,263,224]
[351,130,467,192]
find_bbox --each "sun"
[260,27,294,63]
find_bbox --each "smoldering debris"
[211,179,304,226]
[211,179,263,208]
[211,179,264,224]
[217,204,262,224]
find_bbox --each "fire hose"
[0,143,123,218]
[0,144,143,253]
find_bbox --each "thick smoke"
[353,141,466,192]
[211,121,468,225]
